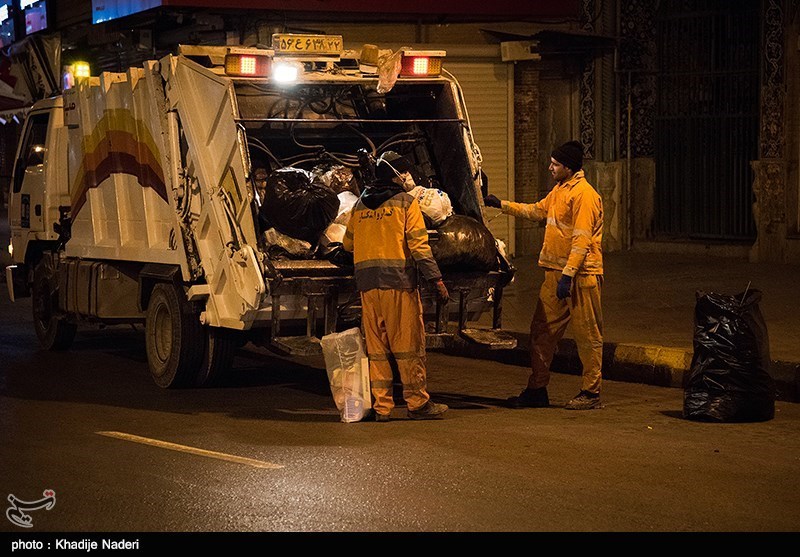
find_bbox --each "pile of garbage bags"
[257,162,501,273]
[260,167,341,245]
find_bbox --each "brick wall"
[513,61,541,257]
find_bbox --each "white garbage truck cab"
[5,35,515,388]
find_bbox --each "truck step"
[425,332,454,349]
[459,328,518,350]
[270,335,322,357]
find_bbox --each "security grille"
[654,1,758,240]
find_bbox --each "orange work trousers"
[360,288,431,415]
[528,270,603,394]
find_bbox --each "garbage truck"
[5,34,516,388]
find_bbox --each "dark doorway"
[654,1,759,241]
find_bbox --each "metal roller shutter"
[444,61,515,256]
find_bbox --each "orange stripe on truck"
[71,113,166,216]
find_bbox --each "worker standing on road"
[484,140,604,410]
[343,151,450,422]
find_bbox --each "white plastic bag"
[321,222,347,245]
[376,48,404,94]
[333,191,359,225]
[410,186,454,226]
[320,327,372,423]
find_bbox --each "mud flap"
[6,265,30,302]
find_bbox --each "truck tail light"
[225,53,272,77]
[399,50,445,77]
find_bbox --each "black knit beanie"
[551,140,584,172]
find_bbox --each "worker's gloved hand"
[433,279,449,304]
[483,194,502,208]
[556,274,573,300]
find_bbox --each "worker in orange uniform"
[343,151,450,422]
[484,140,604,410]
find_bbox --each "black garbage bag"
[683,289,775,422]
[430,214,498,272]
[315,241,354,268]
[260,167,340,244]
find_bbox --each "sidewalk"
[457,250,800,402]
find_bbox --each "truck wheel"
[32,258,76,350]
[194,327,236,387]
[145,283,203,389]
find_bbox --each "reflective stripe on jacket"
[501,170,603,276]
[343,192,442,291]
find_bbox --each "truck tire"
[194,327,236,387]
[32,258,76,350]
[145,283,203,388]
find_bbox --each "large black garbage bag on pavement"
[683,289,775,422]
[260,167,339,244]
[430,214,497,272]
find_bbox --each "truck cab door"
[8,111,52,262]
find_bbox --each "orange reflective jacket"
[343,191,442,291]
[501,170,603,277]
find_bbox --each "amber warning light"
[399,50,445,77]
[225,52,272,77]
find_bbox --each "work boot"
[506,387,549,409]
[408,400,448,420]
[564,390,602,410]
[362,410,390,422]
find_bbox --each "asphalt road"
[2,293,800,535]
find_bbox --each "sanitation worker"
[484,140,604,410]
[343,151,450,421]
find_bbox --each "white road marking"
[96,431,284,469]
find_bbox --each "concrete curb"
[439,332,800,403]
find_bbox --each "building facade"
[1,0,798,267]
